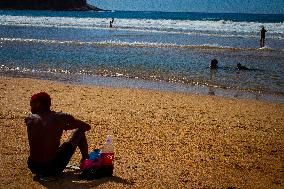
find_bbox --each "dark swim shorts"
[28,142,76,176]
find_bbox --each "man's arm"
[67,117,91,131]
[58,113,91,131]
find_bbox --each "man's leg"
[260,38,265,47]
[53,129,89,175]
[66,128,89,160]
[263,38,265,47]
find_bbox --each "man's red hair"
[30,92,51,107]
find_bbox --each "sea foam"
[0,15,283,39]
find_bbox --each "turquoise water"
[0,10,283,102]
[1,10,284,22]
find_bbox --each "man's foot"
[66,163,80,170]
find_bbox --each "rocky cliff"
[0,0,102,11]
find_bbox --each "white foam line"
[1,37,282,52]
[0,15,283,39]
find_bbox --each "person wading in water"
[260,26,267,48]
[109,18,114,28]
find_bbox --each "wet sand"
[0,76,283,189]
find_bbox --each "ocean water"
[0,10,283,102]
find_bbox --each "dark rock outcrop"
[0,0,103,11]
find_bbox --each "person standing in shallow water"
[25,92,91,179]
[260,26,267,48]
[109,18,114,28]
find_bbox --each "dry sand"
[0,75,283,189]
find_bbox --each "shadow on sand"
[34,170,134,189]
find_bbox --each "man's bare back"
[26,111,76,162]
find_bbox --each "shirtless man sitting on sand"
[25,92,91,178]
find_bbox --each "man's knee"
[66,128,86,147]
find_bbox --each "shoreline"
[1,71,283,104]
[0,75,283,188]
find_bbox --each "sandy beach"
[0,75,283,189]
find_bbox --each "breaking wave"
[0,15,283,39]
[1,37,280,52]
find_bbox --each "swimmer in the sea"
[210,59,218,69]
[236,63,249,70]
